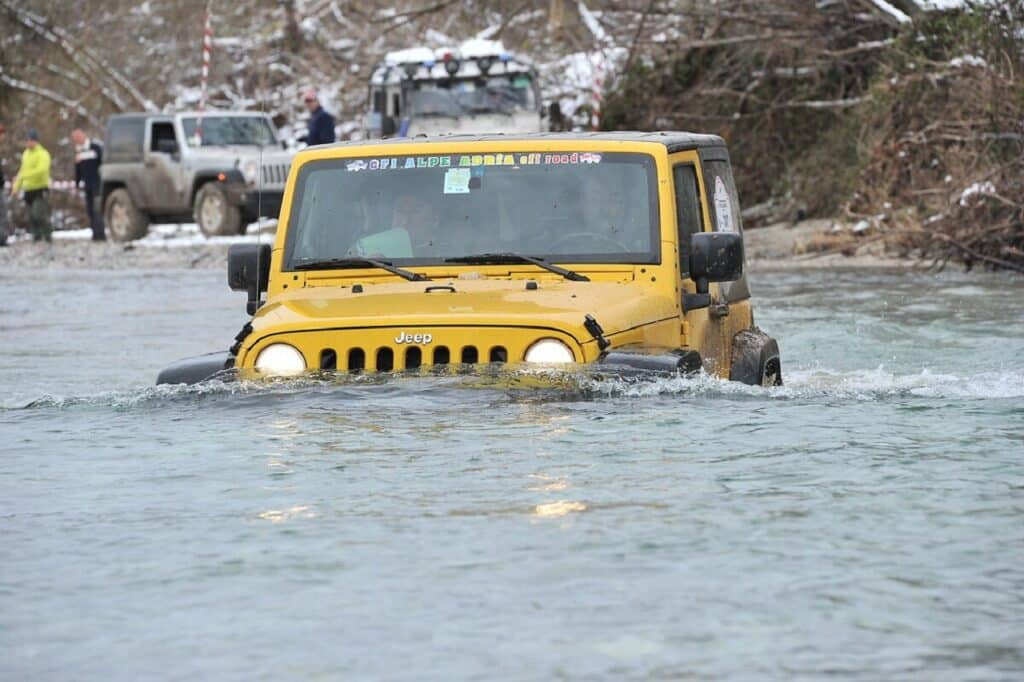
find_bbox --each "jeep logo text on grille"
[395,332,432,345]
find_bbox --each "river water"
[2,265,1022,680]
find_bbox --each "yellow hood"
[252,277,677,341]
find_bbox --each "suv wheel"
[730,328,783,387]
[104,188,150,242]
[195,183,242,237]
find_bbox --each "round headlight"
[240,159,259,186]
[524,338,575,364]
[255,343,306,376]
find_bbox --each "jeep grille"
[260,163,289,186]
[315,343,509,372]
[253,327,580,373]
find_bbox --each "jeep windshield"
[283,151,659,270]
[182,116,277,147]
[408,76,536,117]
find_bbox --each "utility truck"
[365,40,543,138]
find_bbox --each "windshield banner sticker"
[714,176,736,232]
[345,152,603,172]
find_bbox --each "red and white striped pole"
[197,1,213,140]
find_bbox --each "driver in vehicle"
[348,191,441,258]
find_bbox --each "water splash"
[5,364,1022,413]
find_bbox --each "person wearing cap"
[71,128,105,241]
[10,128,53,242]
[303,89,336,146]
[0,123,9,246]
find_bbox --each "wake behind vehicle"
[157,131,781,387]
[366,40,543,138]
[100,111,294,241]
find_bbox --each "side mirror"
[684,232,744,311]
[157,138,179,155]
[228,243,272,315]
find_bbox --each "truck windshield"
[408,76,535,117]
[284,151,659,270]
[181,116,277,147]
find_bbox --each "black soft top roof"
[314,131,726,154]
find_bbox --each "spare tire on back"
[104,188,150,242]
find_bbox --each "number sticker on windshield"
[443,168,471,194]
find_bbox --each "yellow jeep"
[157,133,781,386]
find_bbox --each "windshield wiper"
[445,253,589,282]
[292,257,431,281]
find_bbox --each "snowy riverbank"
[0,222,275,271]
[0,219,906,272]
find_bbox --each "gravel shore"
[0,219,905,271]
[0,238,238,271]
[0,223,272,271]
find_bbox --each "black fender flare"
[597,347,702,374]
[730,327,782,386]
[156,351,234,385]
[101,181,145,211]
[190,170,245,205]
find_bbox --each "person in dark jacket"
[71,128,105,241]
[303,89,336,146]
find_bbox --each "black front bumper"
[241,190,284,221]
[156,351,234,385]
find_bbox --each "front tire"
[104,188,150,242]
[730,328,783,387]
[194,183,242,237]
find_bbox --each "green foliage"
[599,59,653,131]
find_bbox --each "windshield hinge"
[710,298,730,318]
[584,314,611,351]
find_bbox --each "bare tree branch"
[0,73,103,127]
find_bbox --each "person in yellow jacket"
[11,128,52,242]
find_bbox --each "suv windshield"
[181,116,277,147]
[284,151,658,269]
[408,76,536,117]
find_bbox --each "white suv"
[100,111,295,241]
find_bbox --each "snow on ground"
[950,54,987,68]
[959,181,997,206]
[45,220,276,248]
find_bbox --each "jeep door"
[142,120,187,213]
[669,149,730,374]
[697,149,755,356]
[101,115,146,203]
